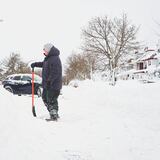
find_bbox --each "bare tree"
[0,62,4,81]
[17,61,30,73]
[2,53,30,78]
[82,14,140,85]
[64,53,91,83]
[3,53,20,75]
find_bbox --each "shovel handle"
[32,68,36,117]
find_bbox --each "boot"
[50,109,59,120]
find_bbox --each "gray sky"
[0,0,160,64]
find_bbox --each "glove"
[31,63,35,68]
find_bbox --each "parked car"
[2,74,42,97]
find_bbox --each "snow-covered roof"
[7,73,41,78]
[154,53,160,59]
[6,73,42,82]
[136,50,158,62]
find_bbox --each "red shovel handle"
[32,68,36,117]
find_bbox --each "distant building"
[136,49,158,70]
[117,49,160,81]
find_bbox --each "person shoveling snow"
[31,43,62,121]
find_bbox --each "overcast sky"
[0,0,160,64]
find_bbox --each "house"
[136,49,159,70]
[117,49,160,81]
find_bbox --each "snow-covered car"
[2,74,42,97]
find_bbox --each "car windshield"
[5,77,11,80]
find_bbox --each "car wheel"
[37,87,42,97]
[4,86,14,94]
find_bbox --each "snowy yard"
[0,80,160,160]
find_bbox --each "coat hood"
[48,46,60,57]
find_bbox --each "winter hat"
[43,43,54,53]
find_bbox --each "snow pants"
[42,88,60,112]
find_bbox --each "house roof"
[154,53,160,59]
[136,50,158,62]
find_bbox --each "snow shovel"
[32,68,36,117]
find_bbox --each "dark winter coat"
[34,46,62,91]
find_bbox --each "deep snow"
[0,80,160,160]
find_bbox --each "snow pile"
[0,80,160,160]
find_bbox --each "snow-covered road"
[0,80,160,160]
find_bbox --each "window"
[13,76,21,80]
[21,76,32,81]
[148,60,151,66]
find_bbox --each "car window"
[21,76,32,81]
[13,76,21,80]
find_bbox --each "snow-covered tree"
[82,14,140,85]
